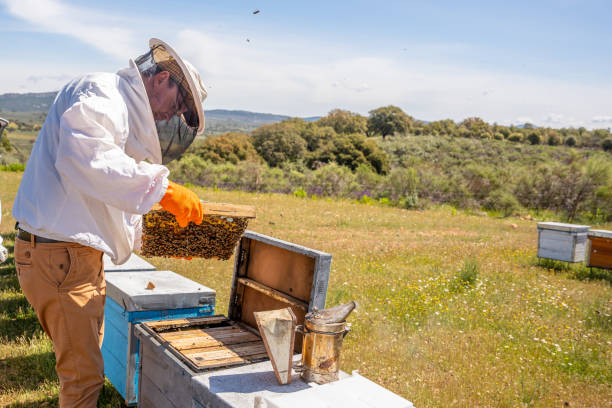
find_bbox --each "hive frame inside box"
[135,230,332,407]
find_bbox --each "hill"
[0,92,56,112]
[0,92,320,134]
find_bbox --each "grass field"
[1,170,611,407]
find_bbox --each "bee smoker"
[295,301,356,384]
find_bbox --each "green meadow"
[1,170,611,407]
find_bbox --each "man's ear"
[153,71,170,88]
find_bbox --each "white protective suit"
[12,60,169,264]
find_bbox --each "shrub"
[0,163,25,172]
[602,138,612,152]
[316,109,367,135]
[547,131,561,146]
[565,136,576,147]
[1,135,12,151]
[384,167,419,201]
[485,189,520,217]
[293,187,307,198]
[457,257,479,286]
[306,163,355,197]
[193,132,260,164]
[508,133,523,142]
[252,122,307,167]
[527,132,541,145]
[307,133,390,174]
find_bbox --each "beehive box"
[134,231,332,408]
[537,222,589,262]
[142,203,256,259]
[102,269,215,405]
[586,229,612,270]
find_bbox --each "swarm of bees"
[142,208,250,260]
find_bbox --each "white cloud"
[1,0,138,60]
[592,116,612,123]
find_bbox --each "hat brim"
[149,38,206,134]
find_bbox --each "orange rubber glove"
[159,181,203,228]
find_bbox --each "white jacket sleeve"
[55,96,169,215]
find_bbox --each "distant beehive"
[142,203,255,260]
[586,229,612,270]
[537,222,589,263]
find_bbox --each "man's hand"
[159,181,203,228]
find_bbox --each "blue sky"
[1,0,611,128]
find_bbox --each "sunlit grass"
[1,171,611,407]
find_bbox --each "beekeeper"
[12,38,206,407]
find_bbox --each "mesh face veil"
[135,43,201,164]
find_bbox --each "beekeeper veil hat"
[135,38,208,164]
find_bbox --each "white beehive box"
[537,222,589,262]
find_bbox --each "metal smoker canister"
[298,318,350,384]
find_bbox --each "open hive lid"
[140,231,332,372]
[537,222,590,233]
[588,229,612,239]
[105,270,215,312]
[228,231,331,350]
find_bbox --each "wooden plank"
[159,326,244,340]
[168,331,260,351]
[202,202,256,219]
[181,340,265,357]
[194,352,269,369]
[150,202,255,219]
[144,315,229,331]
[237,277,308,311]
[245,240,314,301]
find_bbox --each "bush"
[565,136,576,147]
[527,132,541,145]
[508,133,523,142]
[306,163,355,197]
[1,135,12,151]
[485,189,520,217]
[316,109,367,135]
[293,187,307,198]
[384,167,419,201]
[602,138,612,152]
[0,163,25,172]
[252,122,307,167]
[193,132,260,164]
[307,133,390,174]
[457,258,479,286]
[547,131,561,146]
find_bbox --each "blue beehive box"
[102,268,215,405]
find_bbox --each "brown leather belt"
[17,229,65,244]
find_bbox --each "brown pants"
[15,237,106,408]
